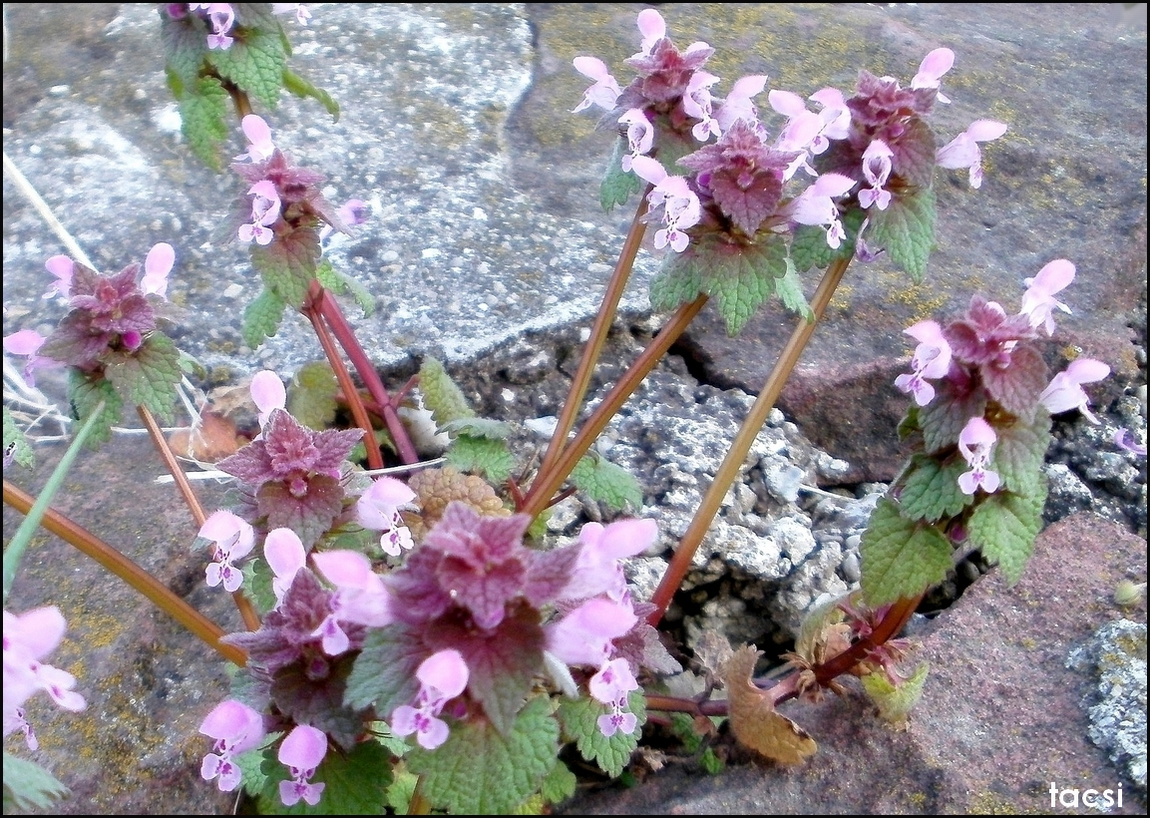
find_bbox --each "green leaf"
[700,238,789,336]
[316,259,374,318]
[864,187,936,283]
[446,434,515,483]
[418,357,476,425]
[897,454,974,523]
[255,738,391,815]
[539,760,578,806]
[993,409,1051,496]
[648,249,704,314]
[700,746,724,775]
[160,10,209,91]
[860,660,929,725]
[408,694,559,816]
[250,227,322,310]
[440,417,513,440]
[599,137,642,212]
[3,406,35,470]
[773,256,814,322]
[384,766,418,813]
[103,332,183,423]
[860,496,953,607]
[175,73,230,172]
[283,67,341,121]
[208,15,288,109]
[344,625,423,717]
[966,485,1046,586]
[557,690,647,778]
[570,453,643,512]
[67,370,122,449]
[789,207,864,273]
[288,361,340,430]
[3,752,69,812]
[243,287,288,350]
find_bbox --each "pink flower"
[572,56,621,113]
[264,527,307,605]
[390,649,469,750]
[3,329,59,387]
[936,119,1008,189]
[858,140,894,211]
[3,606,86,752]
[355,476,417,557]
[715,74,767,133]
[311,550,395,654]
[1019,258,1074,335]
[682,70,721,141]
[808,87,851,146]
[250,369,286,430]
[199,699,266,792]
[1114,428,1146,457]
[618,108,654,172]
[544,597,638,669]
[200,3,236,50]
[278,724,327,807]
[589,658,640,738]
[910,47,955,103]
[630,156,702,253]
[957,416,1000,495]
[633,8,667,57]
[1039,358,1110,423]
[141,242,175,299]
[236,114,276,163]
[41,254,74,300]
[562,517,658,602]
[784,172,855,249]
[894,320,953,407]
[199,509,256,592]
[238,180,282,245]
[272,3,311,26]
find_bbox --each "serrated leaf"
[67,370,122,449]
[648,249,704,314]
[600,137,642,212]
[316,259,374,318]
[966,485,1046,585]
[897,405,920,441]
[722,646,816,764]
[993,410,1051,496]
[539,760,578,805]
[864,187,936,282]
[243,287,288,350]
[257,473,345,550]
[208,18,287,109]
[440,417,513,440]
[3,752,69,811]
[700,239,788,336]
[177,74,230,172]
[407,694,559,816]
[255,738,391,815]
[860,661,929,726]
[4,406,35,470]
[898,454,974,523]
[384,765,418,813]
[773,256,814,322]
[570,453,643,512]
[103,332,182,423]
[789,207,865,273]
[344,625,424,716]
[282,67,341,120]
[418,358,475,425]
[446,435,515,484]
[251,227,322,309]
[288,361,339,430]
[557,691,647,778]
[891,118,937,190]
[859,497,953,606]
[160,9,209,90]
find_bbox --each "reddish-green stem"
[136,405,261,631]
[303,288,385,471]
[646,254,854,627]
[3,481,248,667]
[534,190,651,481]
[519,294,709,519]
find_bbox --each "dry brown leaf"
[167,409,244,463]
[722,645,817,765]
[404,466,510,541]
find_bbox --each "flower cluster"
[3,244,175,385]
[165,3,310,51]
[895,258,1110,496]
[3,606,87,752]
